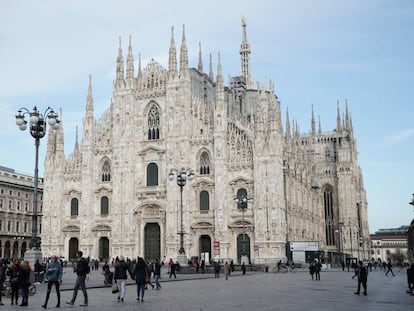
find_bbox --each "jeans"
[70,275,88,304]
[117,279,126,299]
[154,274,161,288]
[136,282,146,299]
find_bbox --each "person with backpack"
[66,251,89,307]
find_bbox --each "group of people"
[0,258,32,306]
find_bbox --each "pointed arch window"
[200,191,209,212]
[71,198,79,217]
[101,196,109,216]
[323,189,335,246]
[147,163,159,186]
[148,105,160,140]
[199,151,210,175]
[102,160,111,182]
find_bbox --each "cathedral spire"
[115,37,125,89]
[311,104,316,136]
[240,16,251,88]
[168,26,177,78]
[179,24,188,76]
[126,35,134,88]
[86,74,94,117]
[209,53,214,81]
[336,100,342,131]
[74,126,79,152]
[216,52,223,86]
[285,107,291,139]
[198,42,203,73]
[137,53,142,80]
[318,115,322,135]
[345,99,350,130]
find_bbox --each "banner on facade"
[213,240,220,256]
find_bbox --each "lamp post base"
[24,248,42,267]
[176,253,188,267]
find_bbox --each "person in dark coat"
[153,259,162,290]
[7,259,20,305]
[18,260,32,306]
[309,261,315,280]
[241,262,246,275]
[314,259,322,280]
[0,259,6,305]
[66,251,89,306]
[114,256,132,302]
[132,257,149,302]
[353,260,368,295]
[169,261,177,279]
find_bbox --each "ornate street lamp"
[15,106,60,252]
[234,191,253,241]
[168,168,194,257]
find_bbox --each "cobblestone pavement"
[11,267,413,310]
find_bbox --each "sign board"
[289,241,319,252]
[213,240,220,256]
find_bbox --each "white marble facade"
[41,20,369,264]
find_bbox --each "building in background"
[0,166,43,260]
[370,226,409,264]
[41,20,369,264]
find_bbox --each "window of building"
[8,200,12,209]
[7,221,11,232]
[17,201,20,210]
[25,202,28,211]
[9,190,12,195]
[71,198,79,217]
[17,191,20,197]
[199,151,210,175]
[147,163,159,186]
[24,222,27,233]
[0,221,2,231]
[200,191,209,212]
[0,199,3,209]
[102,160,111,182]
[16,222,19,233]
[147,105,160,140]
[101,196,109,216]
[324,189,336,246]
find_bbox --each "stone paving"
[8,266,413,310]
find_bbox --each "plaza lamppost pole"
[234,192,253,262]
[15,106,60,262]
[168,168,194,265]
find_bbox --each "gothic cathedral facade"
[42,20,369,264]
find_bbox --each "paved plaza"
[8,266,413,310]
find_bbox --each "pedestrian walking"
[0,258,5,305]
[114,255,132,303]
[385,260,395,276]
[42,255,63,309]
[200,259,205,273]
[7,259,20,305]
[352,260,368,295]
[314,259,321,280]
[145,261,154,289]
[309,261,315,280]
[241,262,246,275]
[153,259,162,289]
[18,260,32,306]
[224,262,230,280]
[214,261,220,278]
[169,261,177,279]
[34,259,44,283]
[66,250,90,307]
[132,257,149,302]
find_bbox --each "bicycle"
[272,265,288,273]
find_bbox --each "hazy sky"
[1,0,413,233]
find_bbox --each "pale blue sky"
[1,0,413,233]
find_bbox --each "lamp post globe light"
[15,106,60,264]
[234,190,252,263]
[168,168,194,265]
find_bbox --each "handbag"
[11,277,18,285]
[111,283,119,294]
